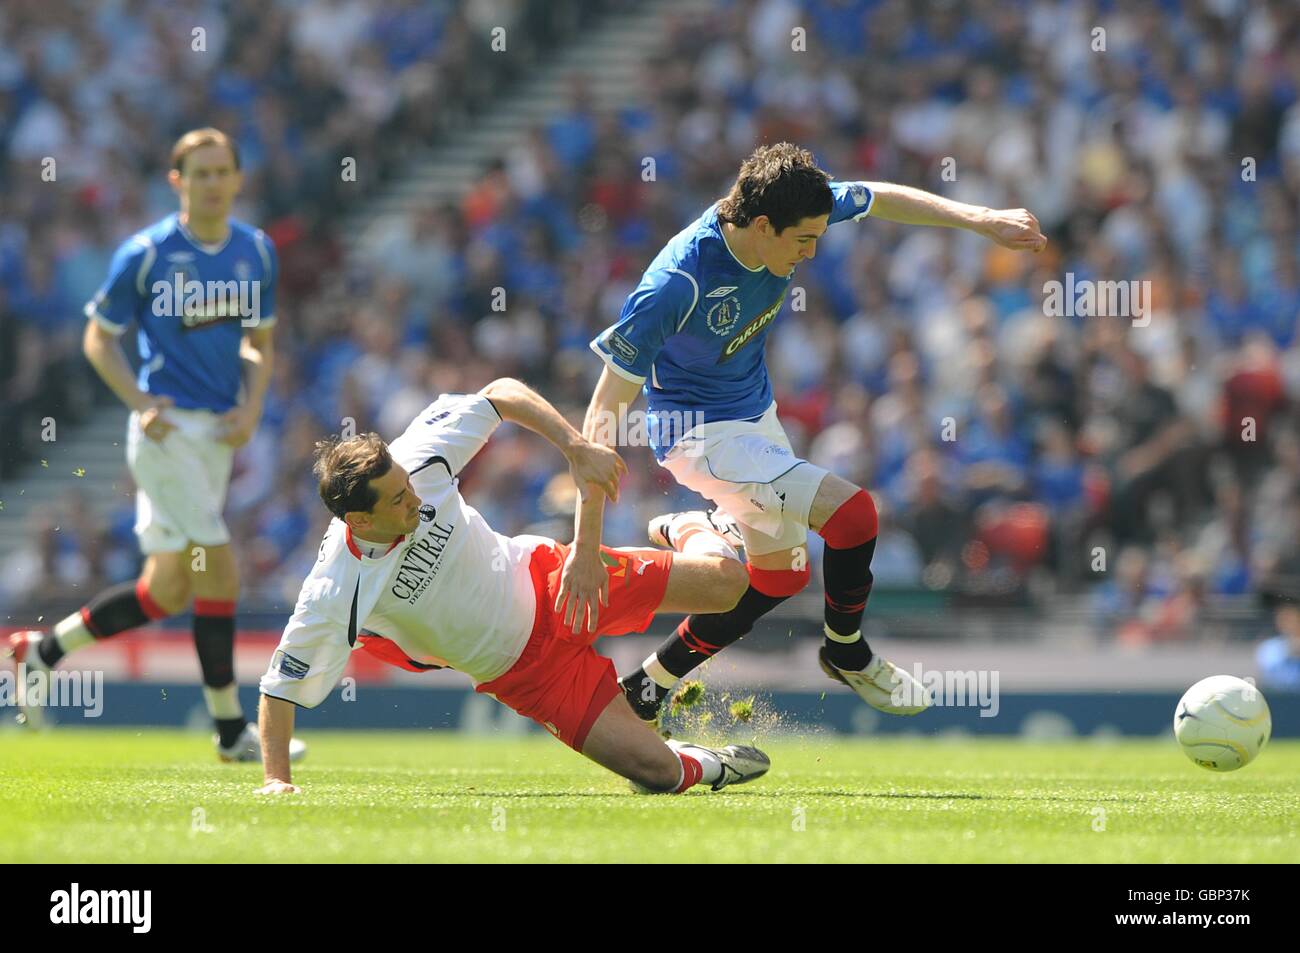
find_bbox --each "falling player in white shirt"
[255,378,770,794]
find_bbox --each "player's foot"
[671,740,771,791]
[629,741,771,794]
[647,509,743,553]
[819,646,932,715]
[5,631,49,728]
[216,723,308,764]
[708,744,771,791]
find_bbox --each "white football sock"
[203,684,244,721]
[53,613,95,654]
[667,740,722,784]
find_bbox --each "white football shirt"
[259,393,549,708]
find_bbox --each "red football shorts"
[475,541,673,751]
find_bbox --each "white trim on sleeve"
[132,236,157,296]
[588,339,647,384]
[666,268,699,332]
[84,300,128,335]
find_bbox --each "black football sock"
[85,580,155,635]
[622,586,793,721]
[659,586,793,676]
[822,536,877,671]
[619,668,670,721]
[37,635,66,669]
[193,602,245,743]
[215,717,248,749]
[40,579,170,667]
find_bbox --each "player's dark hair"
[313,433,394,519]
[716,142,833,233]
[171,127,241,175]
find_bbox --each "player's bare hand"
[553,547,609,636]
[567,440,626,503]
[979,208,1046,253]
[217,404,259,448]
[254,779,300,795]
[138,396,176,442]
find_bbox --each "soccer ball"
[1173,675,1271,772]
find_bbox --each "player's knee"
[143,571,189,616]
[817,489,878,549]
[715,558,749,611]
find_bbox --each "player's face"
[352,463,422,537]
[759,214,828,277]
[170,144,242,219]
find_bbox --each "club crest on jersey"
[418,504,437,522]
[705,294,741,337]
[718,291,786,362]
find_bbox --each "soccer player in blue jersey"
[7,128,303,762]
[576,142,1047,723]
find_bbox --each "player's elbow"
[82,321,108,359]
[481,377,522,402]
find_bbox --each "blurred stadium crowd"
[1,0,1299,666]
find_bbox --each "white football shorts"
[660,402,828,556]
[125,406,235,554]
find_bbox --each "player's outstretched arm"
[864,181,1046,252]
[547,367,647,634]
[480,377,626,500]
[255,694,300,794]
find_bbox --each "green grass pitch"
[2,730,1297,862]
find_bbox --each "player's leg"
[808,473,875,670]
[655,551,749,614]
[623,535,811,717]
[579,691,769,793]
[24,405,198,667]
[619,412,827,719]
[606,550,747,716]
[10,550,190,673]
[808,473,930,714]
[188,540,250,752]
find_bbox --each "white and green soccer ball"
[1173,675,1272,772]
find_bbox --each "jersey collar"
[715,211,764,273]
[176,213,233,256]
[345,525,407,560]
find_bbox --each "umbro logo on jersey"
[165,252,196,263]
[706,286,738,297]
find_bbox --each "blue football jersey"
[84,213,278,413]
[590,180,874,459]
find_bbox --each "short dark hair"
[716,142,833,233]
[171,127,241,175]
[313,433,393,519]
